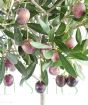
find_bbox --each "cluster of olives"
[35,75,78,93]
[3,1,85,93]
[56,75,78,87]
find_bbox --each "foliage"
[0,0,88,89]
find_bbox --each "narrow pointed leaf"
[0,58,5,84]
[38,17,50,34]
[76,28,82,44]
[56,22,66,35]
[20,62,36,85]
[59,53,77,77]
[15,61,26,75]
[30,41,51,49]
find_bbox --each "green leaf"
[72,40,87,53]
[41,70,48,86]
[26,3,38,18]
[52,60,62,67]
[48,28,55,42]
[43,50,53,59]
[69,52,88,61]
[43,0,52,6]
[14,27,22,46]
[56,22,66,35]
[18,46,24,56]
[20,62,36,85]
[0,58,5,84]
[42,61,52,71]
[3,0,6,3]
[30,41,51,49]
[8,39,12,50]
[30,54,38,64]
[74,62,85,80]
[59,53,77,77]
[6,53,18,64]
[4,30,14,39]
[54,36,70,53]
[15,61,26,75]
[0,16,4,23]
[76,28,82,44]
[83,49,88,55]
[22,54,31,65]
[28,23,46,34]
[52,16,60,26]
[60,3,67,19]
[85,0,88,3]
[38,17,50,34]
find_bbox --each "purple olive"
[35,81,46,93]
[64,37,75,48]
[72,2,86,19]
[22,39,35,54]
[56,75,66,87]
[4,59,12,68]
[51,52,59,62]
[16,8,30,25]
[49,67,59,75]
[66,76,78,87]
[4,74,14,86]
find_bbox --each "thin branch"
[47,0,65,13]
[31,0,47,14]
[72,19,88,29]
[32,75,40,81]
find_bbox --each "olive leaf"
[0,58,5,84]
[59,53,77,77]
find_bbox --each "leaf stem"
[32,75,40,81]
[40,56,43,81]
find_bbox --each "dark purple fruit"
[16,8,30,25]
[66,76,78,87]
[35,81,46,93]
[4,74,14,86]
[56,75,66,87]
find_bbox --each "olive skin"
[4,74,14,86]
[66,76,78,87]
[72,2,86,19]
[35,81,46,93]
[16,8,30,25]
[56,75,66,87]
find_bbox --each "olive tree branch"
[72,19,88,29]
[66,19,88,33]
[47,0,65,13]
[31,0,47,14]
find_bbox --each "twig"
[72,19,88,29]
[32,75,40,81]
[31,0,47,14]
[47,0,65,13]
